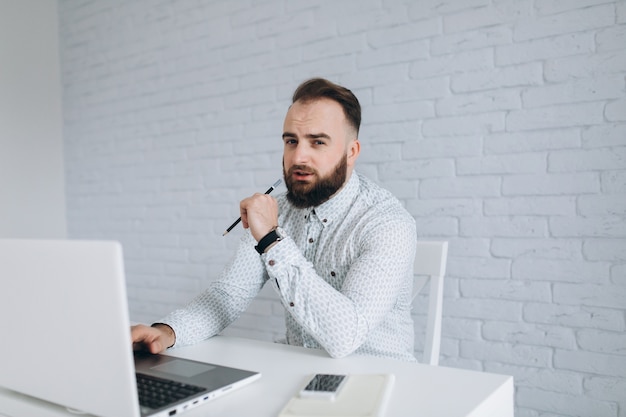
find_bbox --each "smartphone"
[299,374,347,400]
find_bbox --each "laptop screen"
[0,239,260,417]
[0,239,143,417]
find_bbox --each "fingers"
[239,193,264,230]
[130,324,167,354]
[240,193,279,241]
[239,203,249,230]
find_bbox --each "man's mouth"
[291,168,315,181]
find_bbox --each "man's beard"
[284,155,348,209]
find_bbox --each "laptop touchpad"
[151,360,215,378]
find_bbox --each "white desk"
[0,336,513,417]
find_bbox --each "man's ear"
[347,139,361,166]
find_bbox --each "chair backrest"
[412,241,448,366]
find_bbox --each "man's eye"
[314,140,325,145]
[285,139,297,145]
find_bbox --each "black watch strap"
[255,228,283,254]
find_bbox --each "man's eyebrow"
[307,133,331,140]
[282,132,331,140]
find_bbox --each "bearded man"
[132,78,418,361]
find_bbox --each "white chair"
[412,241,448,366]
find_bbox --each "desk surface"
[0,336,513,417]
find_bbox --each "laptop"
[0,239,261,417]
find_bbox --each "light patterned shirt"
[161,172,417,361]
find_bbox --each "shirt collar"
[308,172,360,228]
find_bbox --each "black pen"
[222,179,282,236]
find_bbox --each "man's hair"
[292,78,361,135]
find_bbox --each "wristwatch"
[255,227,285,255]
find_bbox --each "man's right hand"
[239,193,279,242]
[131,323,176,354]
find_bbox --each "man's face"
[282,98,360,208]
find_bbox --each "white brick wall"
[59,1,626,415]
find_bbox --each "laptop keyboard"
[136,373,205,410]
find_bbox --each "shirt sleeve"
[263,217,417,358]
[159,231,268,348]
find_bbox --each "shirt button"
[323,219,328,223]
[330,271,336,277]
[268,260,276,266]
[289,302,294,307]
[308,238,314,243]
